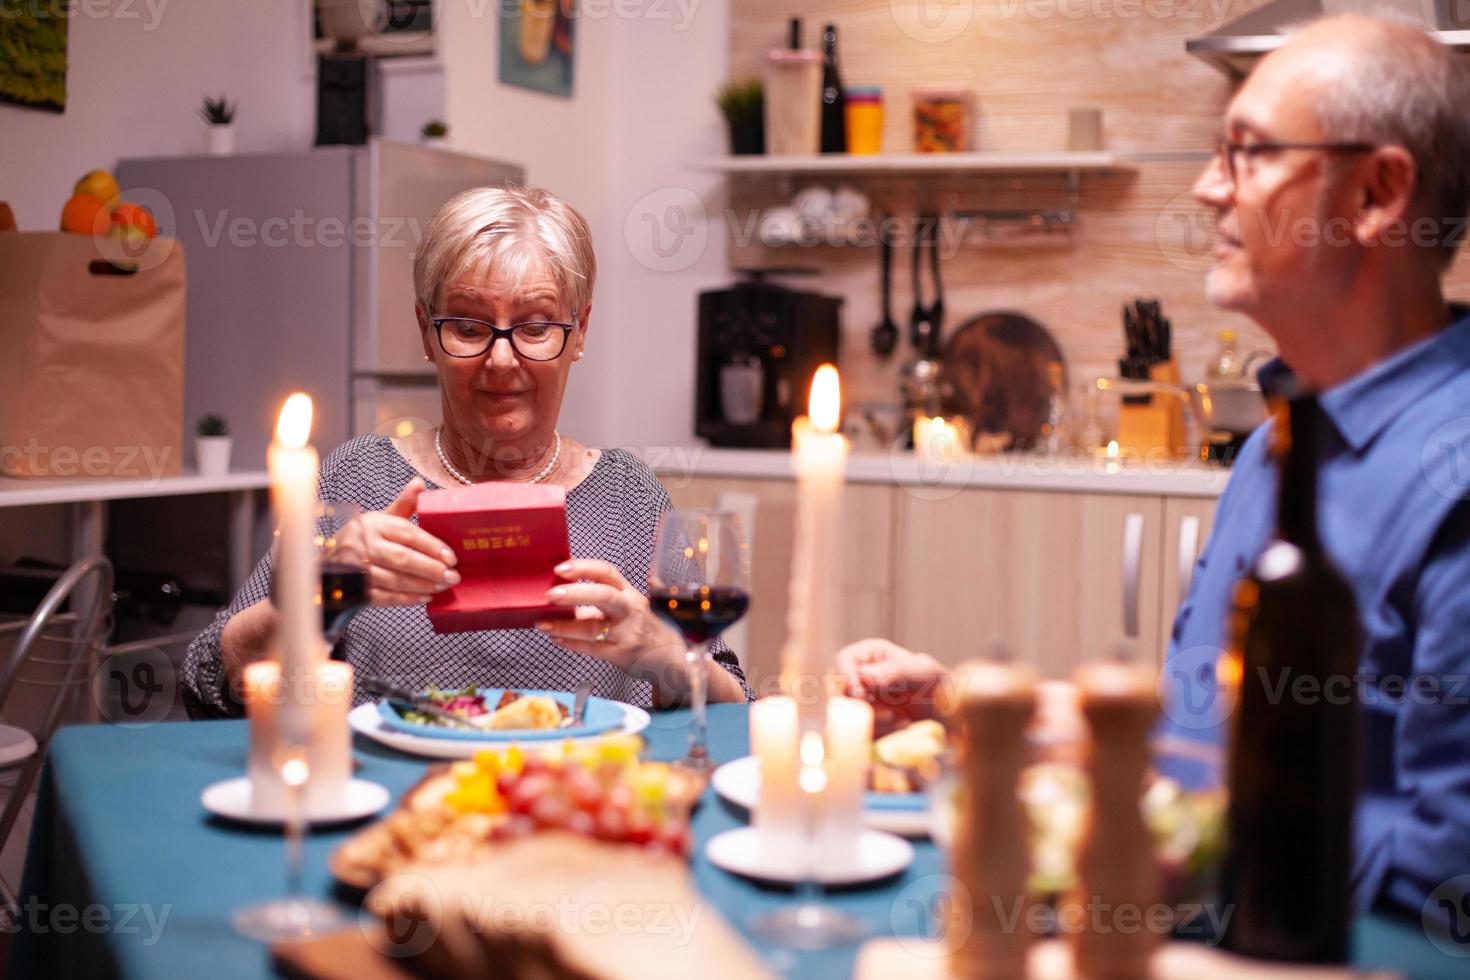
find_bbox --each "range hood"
[1186,0,1470,76]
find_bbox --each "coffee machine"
[695,272,842,448]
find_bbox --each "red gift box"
[416,481,576,632]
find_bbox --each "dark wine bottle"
[820,23,846,154]
[1218,393,1361,963]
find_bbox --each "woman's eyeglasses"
[430,313,578,361]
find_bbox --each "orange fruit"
[60,193,111,236]
[73,170,120,206]
[111,202,157,238]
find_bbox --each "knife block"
[1116,361,1187,460]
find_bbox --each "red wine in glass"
[321,563,368,659]
[650,585,750,645]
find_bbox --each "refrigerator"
[117,140,525,466]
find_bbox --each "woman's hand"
[535,559,743,706]
[336,478,460,606]
[835,637,950,733]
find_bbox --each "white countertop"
[644,448,1231,498]
[0,471,271,508]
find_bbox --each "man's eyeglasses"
[430,312,579,361]
[1215,139,1378,185]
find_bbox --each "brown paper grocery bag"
[0,232,185,479]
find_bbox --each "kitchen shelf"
[697,151,1136,177]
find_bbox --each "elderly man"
[839,14,1470,923]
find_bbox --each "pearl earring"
[574,352,583,361]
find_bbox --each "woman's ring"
[595,624,612,643]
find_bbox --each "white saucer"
[201,777,391,826]
[711,755,933,838]
[704,827,914,886]
[348,700,651,759]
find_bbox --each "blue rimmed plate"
[376,688,626,742]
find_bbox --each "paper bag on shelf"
[0,232,185,479]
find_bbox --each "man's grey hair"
[1297,14,1470,265]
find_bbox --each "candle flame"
[1106,440,1120,458]
[275,393,314,449]
[808,364,841,434]
[799,729,825,767]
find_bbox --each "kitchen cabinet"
[1157,496,1219,661]
[891,489,1164,677]
[663,477,895,693]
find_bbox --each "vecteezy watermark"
[995,0,1233,29]
[1156,644,1234,731]
[0,899,171,945]
[460,0,704,32]
[360,873,705,958]
[889,0,976,44]
[92,645,177,728]
[1421,416,1470,502]
[1423,874,1470,958]
[192,209,427,251]
[2,0,170,31]
[0,440,174,481]
[624,188,709,273]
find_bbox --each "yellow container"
[845,86,883,155]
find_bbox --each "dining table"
[7,702,1465,979]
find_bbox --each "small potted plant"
[420,119,449,148]
[199,95,237,156]
[195,413,231,476]
[716,79,765,156]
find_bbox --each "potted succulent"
[195,413,232,476]
[199,95,237,156]
[716,79,765,156]
[420,119,449,148]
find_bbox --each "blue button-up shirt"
[1160,307,1470,921]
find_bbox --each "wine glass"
[231,724,344,941]
[650,509,751,770]
[316,501,368,659]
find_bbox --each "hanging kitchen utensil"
[870,216,899,358]
[909,212,945,357]
[940,311,1065,451]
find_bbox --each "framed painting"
[499,0,574,98]
[0,0,69,112]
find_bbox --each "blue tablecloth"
[8,705,1466,978]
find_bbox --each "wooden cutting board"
[276,833,772,980]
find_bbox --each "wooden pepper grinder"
[939,657,1039,979]
[1065,656,1161,978]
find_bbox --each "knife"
[361,676,483,731]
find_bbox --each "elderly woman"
[182,186,750,716]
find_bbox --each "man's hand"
[835,638,950,734]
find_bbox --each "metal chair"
[0,556,115,912]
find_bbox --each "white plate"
[705,827,914,885]
[201,777,390,826]
[348,700,651,759]
[711,755,934,838]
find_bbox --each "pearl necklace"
[434,427,561,486]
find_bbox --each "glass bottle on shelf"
[1208,329,1243,380]
[819,24,846,154]
[1039,361,1070,455]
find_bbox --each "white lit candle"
[782,364,848,724]
[245,659,353,812]
[915,414,965,462]
[751,695,802,865]
[267,392,322,741]
[821,696,873,865]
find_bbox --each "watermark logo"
[1155,190,1218,273]
[92,645,176,728]
[889,0,976,43]
[891,874,971,957]
[1156,644,1234,730]
[361,872,443,958]
[623,188,708,272]
[1423,874,1470,958]
[1421,416,1470,502]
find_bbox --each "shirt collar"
[1255,305,1470,454]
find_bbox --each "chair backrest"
[0,557,115,732]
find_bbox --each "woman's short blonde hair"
[413,186,597,317]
